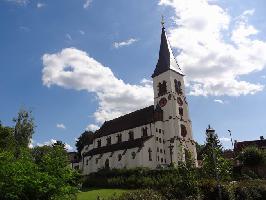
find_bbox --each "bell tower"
[152,22,197,165]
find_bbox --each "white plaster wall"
[81,68,198,174]
[152,70,197,166]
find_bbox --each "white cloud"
[28,139,34,148]
[219,137,231,142]
[56,123,66,129]
[5,0,29,5]
[141,78,153,85]
[242,9,255,16]
[113,38,138,48]
[19,26,30,32]
[36,139,73,151]
[65,143,74,151]
[79,30,85,35]
[42,48,153,124]
[66,34,72,41]
[159,0,266,96]
[86,124,100,131]
[37,139,57,147]
[214,99,224,104]
[37,2,45,8]
[83,0,92,9]
[261,75,266,79]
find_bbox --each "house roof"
[94,105,161,138]
[152,27,183,78]
[83,135,153,157]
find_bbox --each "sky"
[1,0,266,150]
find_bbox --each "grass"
[77,188,129,200]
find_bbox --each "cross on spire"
[152,17,183,78]
[161,15,165,28]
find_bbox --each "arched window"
[179,107,184,116]
[128,131,134,141]
[118,154,122,161]
[181,124,187,137]
[158,81,167,96]
[142,127,148,137]
[106,137,111,146]
[117,134,122,143]
[148,148,152,161]
[105,159,110,169]
[97,140,101,148]
[174,79,182,94]
[131,152,136,159]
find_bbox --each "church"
[80,23,198,174]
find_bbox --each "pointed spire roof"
[152,26,183,78]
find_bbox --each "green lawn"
[77,188,129,200]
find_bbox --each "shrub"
[238,146,266,167]
[0,147,79,200]
[107,189,166,200]
[227,180,266,200]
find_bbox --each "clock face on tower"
[177,97,183,106]
[159,97,167,107]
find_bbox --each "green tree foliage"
[0,123,15,151]
[202,148,232,181]
[0,110,79,200]
[204,128,223,154]
[0,147,79,200]
[238,146,266,167]
[75,131,94,156]
[13,109,35,148]
[195,142,205,160]
[201,127,232,181]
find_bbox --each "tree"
[195,142,205,160]
[204,127,223,154]
[0,124,15,151]
[201,126,232,181]
[238,146,266,167]
[76,131,94,156]
[0,147,79,200]
[0,110,79,200]
[13,109,35,148]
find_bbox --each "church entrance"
[105,159,110,169]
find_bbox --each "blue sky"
[0,0,266,150]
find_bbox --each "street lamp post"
[167,137,175,165]
[168,143,174,164]
[227,130,234,149]
[207,125,222,200]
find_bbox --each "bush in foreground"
[107,189,165,200]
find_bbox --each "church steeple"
[152,23,183,78]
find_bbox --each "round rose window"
[159,97,167,107]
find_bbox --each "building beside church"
[80,24,198,174]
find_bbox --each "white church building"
[80,24,198,174]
